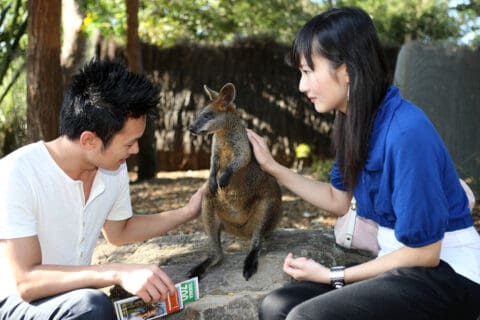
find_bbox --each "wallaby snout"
[188,123,207,136]
[187,83,282,281]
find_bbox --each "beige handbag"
[334,197,380,255]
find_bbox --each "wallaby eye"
[203,112,214,120]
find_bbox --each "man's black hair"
[59,59,160,147]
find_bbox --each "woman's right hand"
[246,129,279,174]
[283,253,329,283]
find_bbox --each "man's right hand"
[115,264,176,303]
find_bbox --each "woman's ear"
[337,63,349,85]
[79,131,100,150]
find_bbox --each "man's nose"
[130,141,140,154]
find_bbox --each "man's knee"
[71,289,115,320]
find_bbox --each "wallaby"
[187,83,282,281]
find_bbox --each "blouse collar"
[364,86,403,170]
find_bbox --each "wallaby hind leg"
[187,202,223,279]
[243,235,262,281]
[187,223,222,279]
[243,193,281,280]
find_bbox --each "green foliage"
[335,0,461,45]
[0,57,26,157]
[452,0,480,47]
[310,157,334,182]
[138,0,322,46]
[79,0,478,48]
[82,0,322,47]
[0,0,27,104]
[0,0,27,156]
[80,0,127,43]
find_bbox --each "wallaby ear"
[219,83,236,107]
[204,85,219,101]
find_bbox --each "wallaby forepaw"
[219,169,233,189]
[209,179,218,195]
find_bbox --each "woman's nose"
[298,74,308,93]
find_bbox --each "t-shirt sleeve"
[330,160,347,191]
[106,164,133,221]
[389,119,450,247]
[0,162,37,239]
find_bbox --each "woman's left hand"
[283,252,329,283]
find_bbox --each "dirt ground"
[129,170,480,235]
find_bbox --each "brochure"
[114,277,200,320]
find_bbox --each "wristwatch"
[329,266,345,289]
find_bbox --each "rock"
[92,228,373,319]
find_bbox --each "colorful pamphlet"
[114,277,200,320]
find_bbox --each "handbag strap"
[343,197,357,248]
[459,179,475,209]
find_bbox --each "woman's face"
[298,54,349,114]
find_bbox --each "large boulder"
[92,228,373,319]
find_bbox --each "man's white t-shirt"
[0,142,133,295]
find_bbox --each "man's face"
[95,116,146,171]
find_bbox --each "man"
[0,59,205,319]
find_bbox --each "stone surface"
[92,228,373,319]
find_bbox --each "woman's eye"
[301,69,311,75]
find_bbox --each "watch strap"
[329,266,345,289]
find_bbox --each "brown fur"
[187,83,282,280]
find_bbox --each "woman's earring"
[347,86,350,102]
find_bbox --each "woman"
[247,7,480,320]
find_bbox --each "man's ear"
[79,131,101,150]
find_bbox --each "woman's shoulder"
[387,100,439,143]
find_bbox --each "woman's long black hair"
[289,7,392,189]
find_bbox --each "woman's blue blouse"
[330,86,472,247]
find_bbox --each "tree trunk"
[126,0,157,180]
[61,0,88,86]
[27,0,62,142]
[126,0,141,73]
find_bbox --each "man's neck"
[44,137,98,181]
